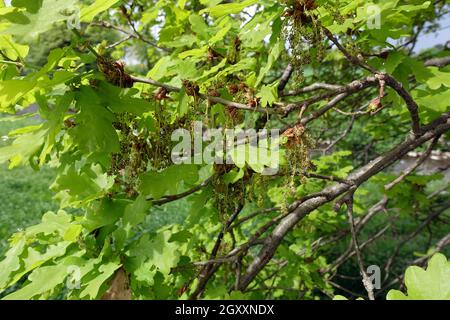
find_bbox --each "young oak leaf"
[387,253,450,300]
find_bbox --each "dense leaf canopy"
[0,0,449,300]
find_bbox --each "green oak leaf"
[70,86,120,156]
[7,242,72,289]
[2,265,68,300]
[79,261,121,299]
[80,0,119,23]
[387,253,450,300]
[416,89,450,113]
[140,164,199,200]
[128,229,181,276]
[257,83,278,108]
[426,68,450,90]
[0,239,25,290]
[0,125,46,168]
[200,0,259,18]
[52,164,114,206]
[122,195,151,236]
[0,35,29,60]
[83,198,129,232]
[0,0,78,42]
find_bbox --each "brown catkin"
[97,56,134,88]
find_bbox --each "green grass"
[0,165,57,255]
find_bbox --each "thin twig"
[343,192,375,300]
[148,176,214,205]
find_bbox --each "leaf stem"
[70,28,101,58]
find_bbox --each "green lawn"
[0,165,57,254]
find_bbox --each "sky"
[414,15,449,52]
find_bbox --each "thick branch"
[130,76,274,114]
[283,76,377,115]
[425,56,450,67]
[282,83,343,97]
[381,74,421,135]
[236,115,450,290]
[277,63,294,93]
